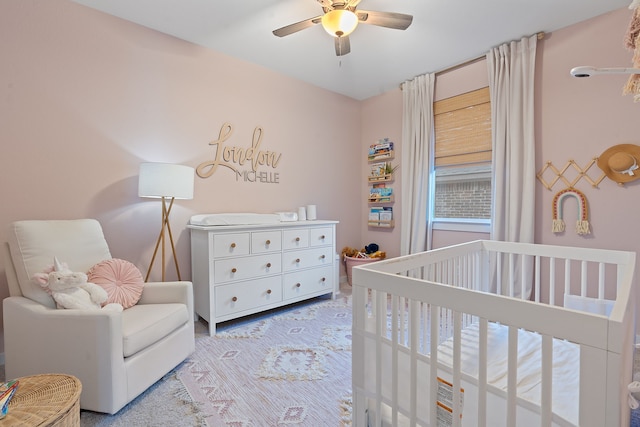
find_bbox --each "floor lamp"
[138,162,194,282]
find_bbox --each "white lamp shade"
[138,162,195,199]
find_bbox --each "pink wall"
[360,7,640,312]
[0,0,363,352]
[536,7,640,251]
[2,1,639,355]
[535,8,640,303]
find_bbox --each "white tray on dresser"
[188,220,339,335]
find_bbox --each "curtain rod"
[400,32,545,89]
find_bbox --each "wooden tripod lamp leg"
[145,197,177,282]
[165,213,182,281]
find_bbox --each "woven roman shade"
[434,87,491,167]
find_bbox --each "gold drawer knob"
[266,289,272,294]
[295,258,300,263]
[320,235,325,239]
[230,243,236,248]
[231,267,237,273]
[266,239,271,245]
[295,237,300,242]
[232,296,238,302]
[266,262,272,268]
[295,283,301,288]
[320,255,325,259]
[321,277,326,282]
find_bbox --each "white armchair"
[2,219,195,414]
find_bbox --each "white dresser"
[188,220,339,335]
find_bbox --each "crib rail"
[352,240,635,427]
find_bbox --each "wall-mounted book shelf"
[367,174,394,183]
[368,220,395,228]
[368,139,395,229]
[368,152,395,162]
[368,195,394,204]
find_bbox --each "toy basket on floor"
[345,256,383,286]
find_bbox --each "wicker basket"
[3,374,82,426]
[345,255,384,286]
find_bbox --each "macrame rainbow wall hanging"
[552,187,591,235]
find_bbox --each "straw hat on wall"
[597,144,640,184]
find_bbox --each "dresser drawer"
[283,229,309,250]
[213,233,250,258]
[251,230,282,253]
[309,227,333,247]
[214,254,282,283]
[282,246,333,272]
[215,276,283,317]
[283,266,333,300]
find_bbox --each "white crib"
[351,240,636,427]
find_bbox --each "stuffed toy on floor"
[32,257,123,312]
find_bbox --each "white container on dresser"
[188,220,339,335]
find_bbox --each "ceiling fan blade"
[335,36,351,56]
[345,0,362,9]
[272,16,322,37]
[356,10,413,30]
[317,0,333,9]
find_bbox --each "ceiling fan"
[272,0,413,56]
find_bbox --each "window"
[431,87,492,232]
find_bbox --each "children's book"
[0,380,19,418]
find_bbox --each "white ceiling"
[73,0,631,100]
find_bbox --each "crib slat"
[564,258,571,298]
[541,334,553,427]
[410,299,419,426]
[549,257,555,306]
[509,252,515,297]
[453,311,462,427]
[581,260,587,297]
[422,302,428,354]
[430,306,440,427]
[352,284,366,427]
[478,318,488,427]
[521,254,526,299]
[598,262,605,300]
[497,252,502,295]
[374,291,385,427]
[535,255,541,303]
[507,325,518,426]
[391,295,399,426]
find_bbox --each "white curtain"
[400,73,435,256]
[488,35,537,244]
[487,35,537,297]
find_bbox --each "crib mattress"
[436,321,579,425]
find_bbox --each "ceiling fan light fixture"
[321,9,358,37]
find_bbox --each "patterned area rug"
[80,370,206,426]
[177,285,353,426]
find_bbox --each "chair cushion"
[121,303,189,357]
[7,220,112,308]
[88,259,144,309]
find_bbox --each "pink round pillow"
[88,259,144,309]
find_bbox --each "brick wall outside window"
[434,180,491,219]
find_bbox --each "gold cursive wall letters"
[197,122,282,183]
